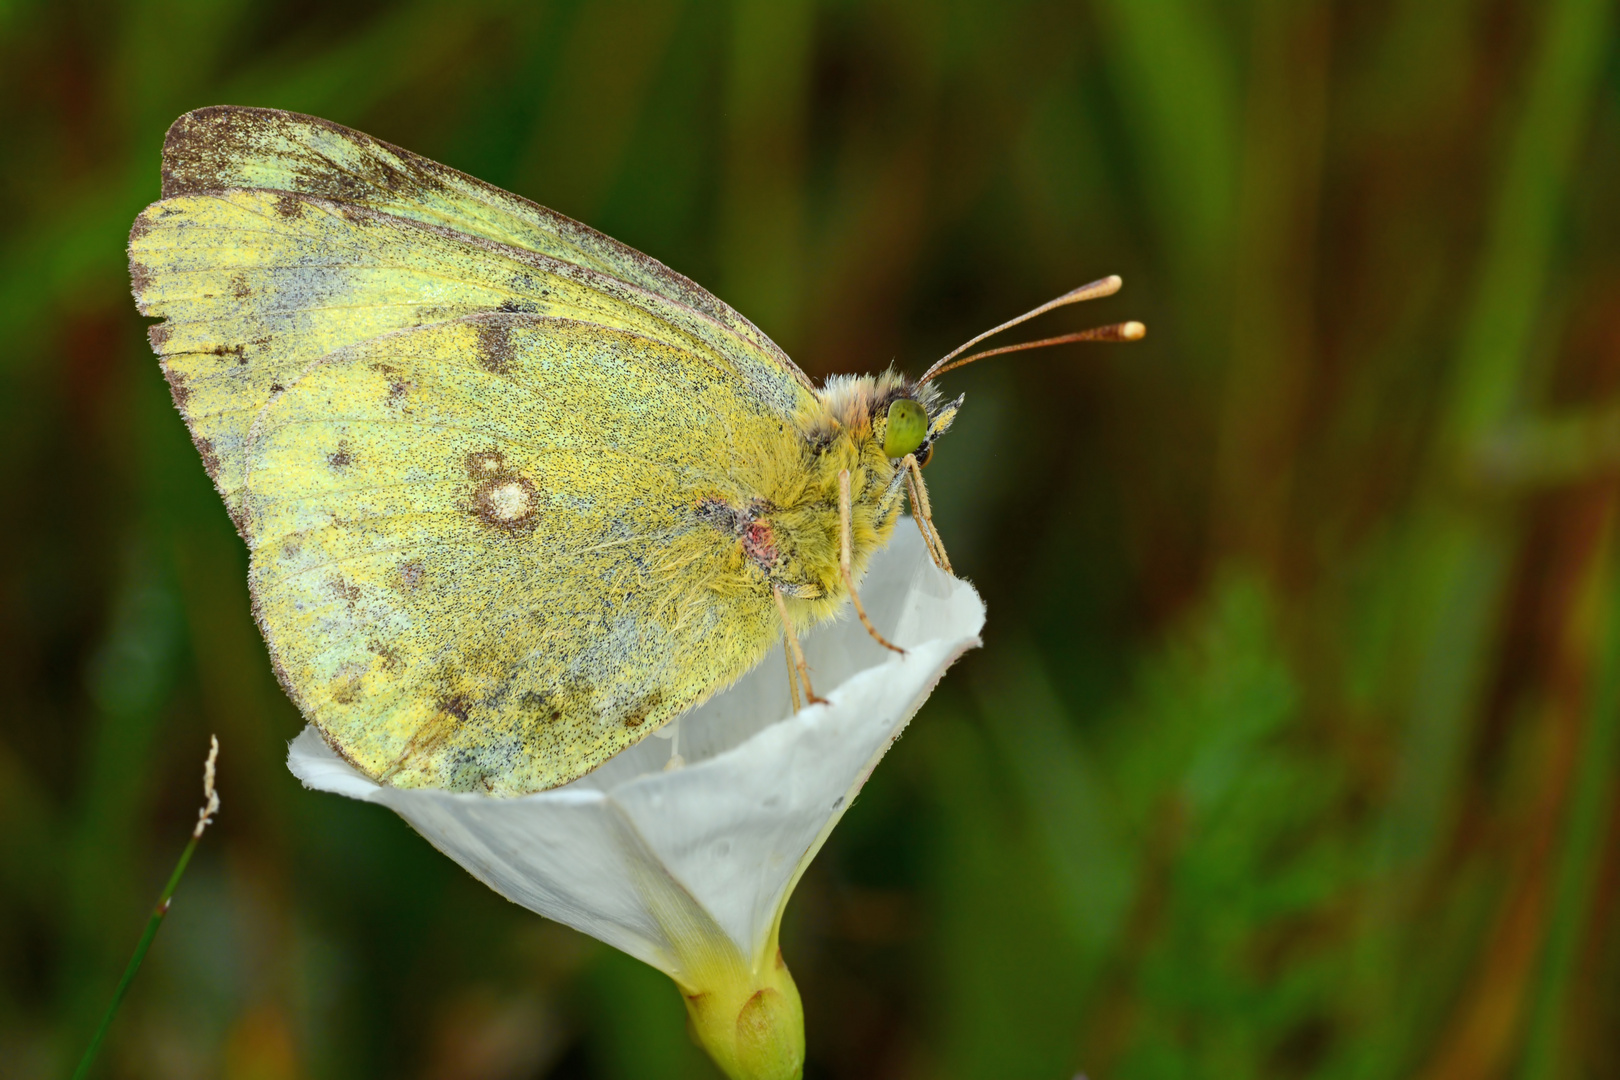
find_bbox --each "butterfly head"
[815,277,1143,472]
[814,371,961,469]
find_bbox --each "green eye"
[883,399,928,458]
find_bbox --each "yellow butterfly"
[129,107,1141,795]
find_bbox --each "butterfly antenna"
[916,275,1144,385]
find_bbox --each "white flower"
[287,524,984,1080]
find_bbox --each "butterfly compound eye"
[883,399,928,459]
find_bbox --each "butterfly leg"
[839,469,904,654]
[773,586,828,706]
[903,453,954,574]
[784,638,803,713]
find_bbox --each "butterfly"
[129,107,1142,795]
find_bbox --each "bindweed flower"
[287,524,984,1080]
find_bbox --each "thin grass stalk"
[71,737,219,1080]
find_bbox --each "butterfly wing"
[130,106,813,520]
[246,313,794,794]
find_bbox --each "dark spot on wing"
[275,192,304,218]
[269,382,285,394]
[465,449,506,477]
[475,318,515,374]
[148,323,171,349]
[440,696,471,723]
[511,675,599,732]
[330,672,363,705]
[230,273,250,299]
[621,690,664,729]
[328,575,361,612]
[129,261,151,294]
[521,690,564,723]
[497,298,539,315]
[328,441,353,470]
[396,559,425,591]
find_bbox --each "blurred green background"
[4,0,1619,1077]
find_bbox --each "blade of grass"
[71,737,220,1080]
[1519,517,1620,1079]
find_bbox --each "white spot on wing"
[487,481,531,522]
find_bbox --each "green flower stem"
[72,737,218,1080]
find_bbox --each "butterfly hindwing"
[245,313,793,794]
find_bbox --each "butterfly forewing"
[130,107,814,520]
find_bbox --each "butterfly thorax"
[713,372,958,633]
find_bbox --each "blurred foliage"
[2,0,1619,1077]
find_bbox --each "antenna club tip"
[1105,274,1123,289]
[1122,321,1146,340]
